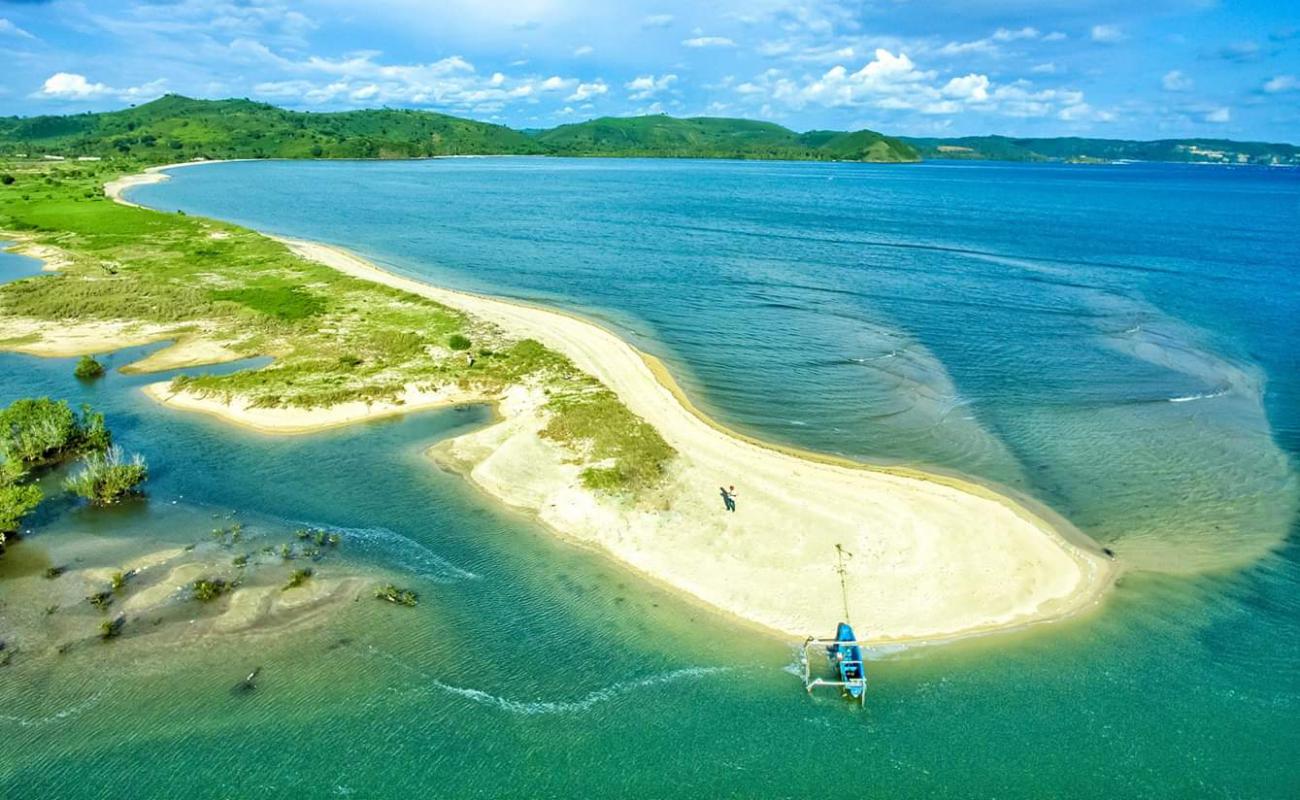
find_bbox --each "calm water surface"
[1,159,1297,797]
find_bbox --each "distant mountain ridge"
[0,95,1295,166]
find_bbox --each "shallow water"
[1,160,1298,797]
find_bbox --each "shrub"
[99,616,125,640]
[0,479,42,535]
[192,578,228,602]
[374,584,418,606]
[74,355,105,380]
[64,445,148,505]
[0,398,111,465]
[447,333,472,351]
[0,174,14,186]
[283,567,313,590]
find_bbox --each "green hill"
[0,95,544,161]
[2,96,1293,166]
[901,135,1300,165]
[534,115,919,162]
[0,96,918,163]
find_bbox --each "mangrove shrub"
[64,445,148,505]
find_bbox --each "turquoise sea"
[2,158,1298,797]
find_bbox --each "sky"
[0,0,1297,141]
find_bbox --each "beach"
[96,165,1115,642]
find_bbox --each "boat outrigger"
[802,622,868,706]
[802,544,868,705]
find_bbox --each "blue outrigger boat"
[803,545,868,705]
[801,621,867,706]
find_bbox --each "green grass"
[0,159,675,495]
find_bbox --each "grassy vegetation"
[63,445,148,505]
[0,159,675,496]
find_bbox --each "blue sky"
[1,0,1297,141]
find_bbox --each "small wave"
[0,692,104,728]
[428,666,730,715]
[1168,387,1231,404]
[293,521,478,582]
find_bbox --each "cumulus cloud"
[682,36,735,48]
[1162,70,1192,92]
[1204,106,1230,123]
[567,80,608,101]
[733,49,1109,123]
[641,13,674,28]
[34,72,167,103]
[1091,25,1124,43]
[626,73,677,100]
[245,51,592,113]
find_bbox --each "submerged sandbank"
[98,165,1114,642]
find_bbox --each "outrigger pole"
[835,543,852,623]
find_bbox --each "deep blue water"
[0,159,1296,798]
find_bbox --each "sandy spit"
[105,165,1115,643]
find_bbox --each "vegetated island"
[0,154,1114,643]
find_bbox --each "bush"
[0,174,14,186]
[74,355,105,380]
[447,333,472,351]
[283,567,313,590]
[192,578,228,602]
[64,445,148,505]
[0,398,111,465]
[374,584,418,606]
[0,478,42,535]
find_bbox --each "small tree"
[64,446,148,505]
[74,355,105,380]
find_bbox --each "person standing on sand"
[727,485,738,512]
[719,486,733,512]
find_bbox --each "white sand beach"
[101,167,1114,642]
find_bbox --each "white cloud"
[1162,70,1193,92]
[38,73,111,100]
[942,74,990,101]
[1042,32,1068,42]
[0,17,35,39]
[626,73,677,100]
[993,27,1040,42]
[1263,74,1298,93]
[573,45,593,57]
[567,80,607,101]
[1204,106,1230,123]
[642,14,674,29]
[1091,25,1124,44]
[33,72,168,103]
[1030,62,1057,74]
[539,75,576,92]
[682,36,735,48]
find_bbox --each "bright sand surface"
[102,166,1113,642]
